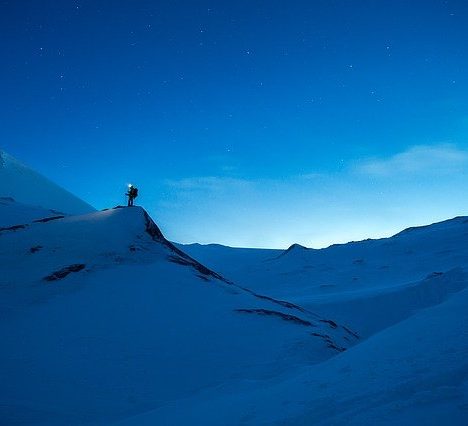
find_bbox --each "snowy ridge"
[0,150,95,215]
[0,203,360,425]
[1,204,358,351]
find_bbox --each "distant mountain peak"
[285,243,309,252]
[272,243,310,259]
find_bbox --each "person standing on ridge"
[126,184,138,207]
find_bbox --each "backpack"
[132,187,138,198]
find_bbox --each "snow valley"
[1,150,467,425]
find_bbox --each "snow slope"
[0,150,94,215]
[0,197,70,228]
[120,273,468,425]
[0,205,356,425]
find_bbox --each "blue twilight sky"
[1,0,468,248]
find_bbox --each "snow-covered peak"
[284,243,309,253]
[0,150,95,215]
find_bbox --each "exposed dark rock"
[33,215,65,223]
[326,342,346,352]
[142,210,165,242]
[29,245,43,254]
[0,224,27,233]
[167,255,192,267]
[311,332,330,338]
[353,258,365,265]
[166,253,227,282]
[320,319,338,329]
[44,264,86,281]
[235,309,312,326]
[238,288,308,313]
[312,332,347,352]
[141,209,229,283]
[343,326,360,339]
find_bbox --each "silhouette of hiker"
[126,184,138,207]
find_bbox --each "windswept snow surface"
[0,150,94,215]
[0,205,355,425]
[118,279,468,425]
[0,197,69,228]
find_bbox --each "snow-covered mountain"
[1,157,467,425]
[0,203,357,425]
[0,150,94,216]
